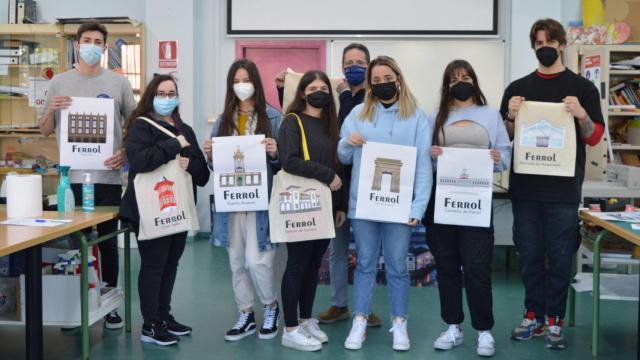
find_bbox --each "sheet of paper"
[59,97,115,170]
[587,211,640,223]
[0,218,72,227]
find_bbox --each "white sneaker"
[344,316,367,350]
[300,319,328,343]
[389,317,410,351]
[477,330,496,357]
[434,324,464,350]
[281,326,322,352]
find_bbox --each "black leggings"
[137,231,187,323]
[281,239,330,327]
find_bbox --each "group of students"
[38,17,604,357]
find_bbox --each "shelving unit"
[0,23,145,194]
[565,44,640,179]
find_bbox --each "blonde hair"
[359,55,418,121]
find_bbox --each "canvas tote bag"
[268,113,335,243]
[513,101,577,177]
[134,117,199,240]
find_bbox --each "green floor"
[0,238,637,360]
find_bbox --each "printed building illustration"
[520,119,565,148]
[67,112,107,143]
[279,185,321,214]
[438,168,491,187]
[219,147,262,187]
[371,158,402,193]
[154,177,177,213]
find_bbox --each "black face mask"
[536,46,559,67]
[450,81,475,102]
[372,81,398,101]
[306,90,332,108]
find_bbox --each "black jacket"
[119,114,210,227]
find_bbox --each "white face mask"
[233,82,255,102]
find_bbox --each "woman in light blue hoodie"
[427,59,511,358]
[338,55,432,351]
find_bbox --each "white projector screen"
[228,0,498,36]
[329,40,505,111]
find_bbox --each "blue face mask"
[344,65,366,86]
[153,96,179,116]
[78,44,104,66]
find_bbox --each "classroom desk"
[0,209,131,360]
[568,211,640,358]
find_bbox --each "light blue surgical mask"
[79,44,104,66]
[153,96,179,116]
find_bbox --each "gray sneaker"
[544,317,567,350]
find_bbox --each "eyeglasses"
[156,92,178,99]
[344,60,368,67]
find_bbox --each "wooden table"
[0,210,132,360]
[568,211,640,357]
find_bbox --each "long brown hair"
[360,55,417,121]
[218,59,271,137]
[123,74,179,140]
[286,70,340,167]
[433,60,487,146]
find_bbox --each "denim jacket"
[208,105,282,252]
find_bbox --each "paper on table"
[0,218,72,227]
[587,211,640,223]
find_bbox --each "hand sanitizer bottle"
[82,173,95,212]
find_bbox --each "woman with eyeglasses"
[339,55,432,352]
[203,59,283,342]
[120,74,210,346]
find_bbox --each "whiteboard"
[329,40,505,113]
[228,0,498,36]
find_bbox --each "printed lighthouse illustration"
[219,147,262,187]
[154,177,178,213]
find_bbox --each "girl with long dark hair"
[120,74,210,346]
[278,70,346,352]
[428,60,510,357]
[203,59,283,342]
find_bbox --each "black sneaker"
[224,311,256,341]
[104,311,124,330]
[259,302,280,340]
[141,321,179,346]
[163,315,192,336]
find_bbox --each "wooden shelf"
[610,69,640,75]
[608,112,640,117]
[612,144,640,151]
[0,24,61,36]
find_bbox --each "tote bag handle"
[286,113,310,161]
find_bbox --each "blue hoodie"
[338,102,433,221]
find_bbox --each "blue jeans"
[512,199,580,320]
[351,219,413,318]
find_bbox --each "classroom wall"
[0,0,585,233]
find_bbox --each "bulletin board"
[329,40,506,111]
[228,0,498,36]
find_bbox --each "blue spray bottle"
[82,173,95,212]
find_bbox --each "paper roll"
[7,174,43,219]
